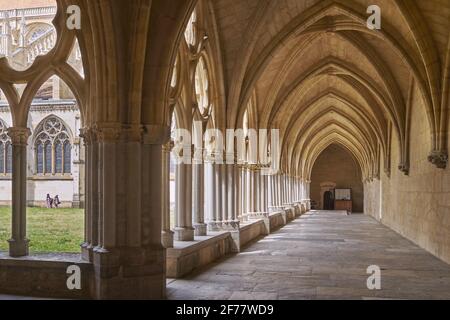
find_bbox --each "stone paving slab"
[167,211,450,300]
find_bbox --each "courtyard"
[0,207,84,253]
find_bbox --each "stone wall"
[311,144,364,212]
[365,86,450,265]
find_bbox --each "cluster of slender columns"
[161,149,312,247]
[268,174,310,212]
[4,124,169,298]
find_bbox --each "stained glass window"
[55,141,62,173]
[64,141,71,173]
[6,143,12,174]
[0,143,4,173]
[45,142,52,173]
[36,142,44,174]
[34,116,72,175]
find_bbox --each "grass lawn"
[0,206,84,253]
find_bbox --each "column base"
[161,230,174,248]
[8,238,29,257]
[81,242,94,262]
[92,245,165,300]
[173,227,195,241]
[194,223,207,236]
[207,221,222,232]
[219,220,240,231]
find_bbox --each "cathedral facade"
[0,3,84,207]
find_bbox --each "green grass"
[0,206,84,253]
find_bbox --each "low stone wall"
[285,207,296,222]
[239,219,268,248]
[0,252,93,299]
[166,232,233,278]
[269,211,285,230]
[0,210,309,296]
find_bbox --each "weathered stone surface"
[168,211,450,300]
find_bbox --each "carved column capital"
[95,123,122,143]
[7,127,31,146]
[162,140,175,153]
[79,127,97,145]
[142,125,170,145]
[428,150,448,169]
[122,124,144,142]
[398,163,410,175]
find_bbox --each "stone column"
[241,165,248,221]
[300,178,305,200]
[205,155,218,231]
[80,127,99,262]
[264,173,269,212]
[215,160,223,229]
[247,166,255,214]
[7,127,30,257]
[235,164,243,221]
[254,166,261,214]
[90,124,168,299]
[226,158,239,229]
[268,173,276,211]
[192,147,207,236]
[208,151,224,230]
[71,119,82,208]
[173,148,194,241]
[161,141,174,247]
[260,170,268,213]
[275,173,279,207]
[290,176,293,203]
[279,173,284,206]
[221,161,228,227]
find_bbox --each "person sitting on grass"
[46,194,53,208]
[54,195,61,208]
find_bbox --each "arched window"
[0,119,12,175]
[34,116,72,175]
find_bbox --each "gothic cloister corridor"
[0,0,449,302]
[167,211,450,300]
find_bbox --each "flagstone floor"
[167,211,450,300]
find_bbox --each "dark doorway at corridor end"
[311,144,364,212]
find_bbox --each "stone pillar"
[248,167,254,215]
[225,156,238,229]
[161,141,174,247]
[254,166,261,213]
[192,147,206,236]
[80,128,98,262]
[244,165,254,220]
[285,174,290,205]
[288,175,295,204]
[300,178,305,200]
[205,156,218,231]
[215,160,223,229]
[174,153,194,241]
[268,173,276,211]
[235,165,243,220]
[221,162,228,227]
[275,173,279,207]
[241,165,248,221]
[260,170,268,213]
[89,124,167,299]
[7,127,30,257]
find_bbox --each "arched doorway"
[318,182,336,210]
[323,191,334,210]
